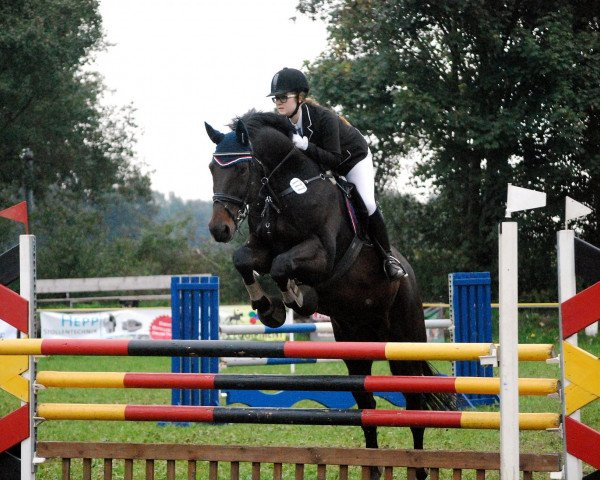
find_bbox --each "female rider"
[268,67,407,280]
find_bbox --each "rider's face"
[273,92,299,117]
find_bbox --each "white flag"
[505,184,546,217]
[565,196,592,225]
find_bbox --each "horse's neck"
[264,153,320,187]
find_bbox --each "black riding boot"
[368,209,408,279]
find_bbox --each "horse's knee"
[233,247,270,281]
[233,248,252,273]
[270,255,292,286]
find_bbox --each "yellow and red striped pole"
[36,371,559,396]
[36,403,560,430]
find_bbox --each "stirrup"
[383,255,408,279]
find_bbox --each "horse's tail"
[421,361,459,411]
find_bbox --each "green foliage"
[0,0,148,204]
[30,190,248,303]
[299,0,600,299]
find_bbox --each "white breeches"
[345,149,377,215]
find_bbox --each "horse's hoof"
[285,285,318,317]
[369,466,382,480]
[258,297,286,328]
[416,467,429,480]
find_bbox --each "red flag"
[0,202,29,233]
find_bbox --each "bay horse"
[205,112,454,480]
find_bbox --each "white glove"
[292,133,309,151]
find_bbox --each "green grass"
[1,314,599,479]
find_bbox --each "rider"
[268,67,407,280]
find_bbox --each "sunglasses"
[271,94,297,104]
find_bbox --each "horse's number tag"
[290,178,307,194]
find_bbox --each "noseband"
[212,193,249,228]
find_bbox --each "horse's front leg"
[269,235,329,317]
[233,237,286,328]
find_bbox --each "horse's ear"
[236,121,250,147]
[205,122,225,144]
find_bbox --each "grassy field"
[1,313,599,479]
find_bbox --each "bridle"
[211,152,255,229]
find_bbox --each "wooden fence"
[37,442,561,480]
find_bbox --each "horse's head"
[205,120,255,242]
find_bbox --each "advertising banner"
[40,309,172,340]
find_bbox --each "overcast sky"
[93,0,328,201]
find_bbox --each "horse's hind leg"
[344,359,382,480]
[389,360,429,480]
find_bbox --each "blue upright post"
[170,275,220,407]
[449,272,496,406]
[170,277,182,407]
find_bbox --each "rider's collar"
[289,108,303,132]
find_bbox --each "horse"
[205,112,455,480]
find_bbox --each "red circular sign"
[150,315,172,340]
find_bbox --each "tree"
[299,0,600,297]
[0,0,150,206]
[0,0,161,281]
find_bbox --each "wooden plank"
[230,462,240,480]
[317,464,326,480]
[37,442,561,472]
[362,466,371,479]
[339,464,348,480]
[167,459,175,480]
[37,294,171,304]
[124,459,133,480]
[145,459,154,480]
[37,275,210,294]
[187,460,196,480]
[103,458,112,480]
[61,458,70,480]
[562,281,600,338]
[273,462,283,480]
[208,461,218,480]
[252,462,261,480]
[83,458,92,480]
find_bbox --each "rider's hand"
[292,134,308,151]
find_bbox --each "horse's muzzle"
[209,207,236,243]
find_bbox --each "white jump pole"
[558,195,592,480]
[557,229,582,480]
[20,235,36,480]
[500,184,547,480]
[499,220,519,480]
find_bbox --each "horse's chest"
[256,213,302,246]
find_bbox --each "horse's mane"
[235,110,295,140]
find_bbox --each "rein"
[257,147,296,210]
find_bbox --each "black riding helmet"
[268,68,309,96]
